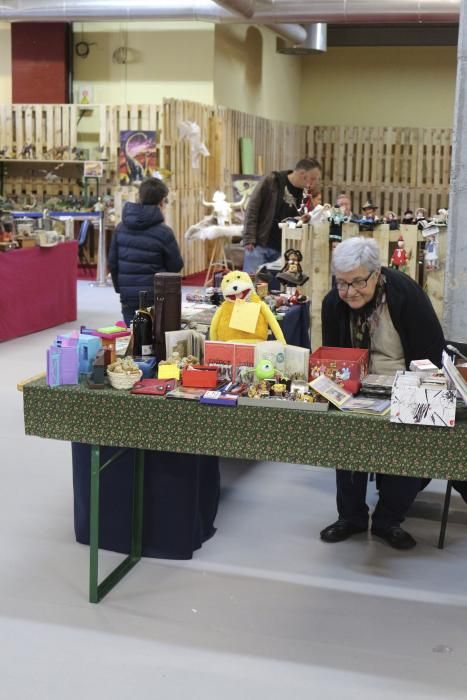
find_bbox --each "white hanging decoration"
[178,120,210,168]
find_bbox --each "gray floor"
[1,281,467,699]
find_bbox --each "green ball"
[255,359,275,380]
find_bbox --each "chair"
[77,219,93,275]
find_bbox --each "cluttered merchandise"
[46,270,467,425]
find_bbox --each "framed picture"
[75,84,93,105]
[119,131,157,185]
[231,174,262,206]
[83,160,104,178]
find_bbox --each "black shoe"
[320,520,368,543]
[371,525,416,550]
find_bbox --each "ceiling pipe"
[266,23,308,45]
[0,0,459,23]
[277,22,327,54]
[213,0,255,18]
[213,1,307,45]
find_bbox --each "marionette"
[390,235,409,272]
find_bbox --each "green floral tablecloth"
[23,379,467,480]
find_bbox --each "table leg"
[89,445,145,603]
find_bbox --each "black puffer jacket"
[108,202,183,304]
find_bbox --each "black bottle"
[132,291,154,357]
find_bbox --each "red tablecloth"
[0,241,78,342]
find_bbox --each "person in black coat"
[108,178,183,326]
[320,236,451,550]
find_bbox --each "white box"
[390,371,456,428]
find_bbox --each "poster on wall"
[231,174,262,206]
[119,131,157,185]
[75,84,93,104]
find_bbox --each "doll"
[424,235,439,271]
[384,211,399,230]
[276,249,309,288]
[402,209,415,225]
[359,200,380,230]
[361,200,379,221]
[390,235,409,272]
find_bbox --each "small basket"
[107,368,142,390]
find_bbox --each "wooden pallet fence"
[308,125,452,216]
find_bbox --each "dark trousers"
[336,469,422,530]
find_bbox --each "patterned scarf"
[350,273,387,350]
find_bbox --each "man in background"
[242,157,321,274]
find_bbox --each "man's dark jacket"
[321,267,446,368]
[243,170,291,247]
[108,202,183,304]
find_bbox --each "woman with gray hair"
[320,236,445,550]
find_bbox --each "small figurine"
[390,235,409,272]
[402,209,415,225]
[271,383,287,397]
[415,207,428,222]
[276,249,309,288]
[384,210,399,230]
[359,200,381,231]
[255,359,276,381]
[424,235,439,271]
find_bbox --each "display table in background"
[23,379,467,602]
[0,241,78,342]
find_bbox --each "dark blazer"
[321,266,446,368]
[108,202,183,304]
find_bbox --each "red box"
[309,346,369,392]
[182,365,219,388]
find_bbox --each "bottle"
[132,291,154,357]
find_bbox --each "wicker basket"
[107,368,142,390]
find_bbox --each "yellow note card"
[158,364,180,380]
[229,300,261,334]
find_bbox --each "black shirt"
[268,171,303,252]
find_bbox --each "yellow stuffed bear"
[209,270,286,343]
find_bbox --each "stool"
[205,236,229,286]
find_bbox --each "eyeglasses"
[335,271,374,293]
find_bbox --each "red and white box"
[309,346,369,394]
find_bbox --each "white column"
[444,0,467,341]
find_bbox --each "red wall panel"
[12,23,70,103]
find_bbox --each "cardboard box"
[390,371,456,428]
[182,365,219,388]
[309,346,369,388]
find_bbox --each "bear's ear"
[294,250,303,261]
[284,248,295,259]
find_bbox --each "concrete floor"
[1,281,467,699]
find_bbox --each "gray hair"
[332,236,381,274]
